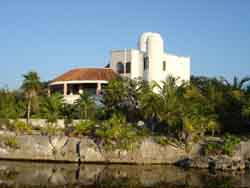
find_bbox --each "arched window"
[125,62,131,73]
[116,62,124,74]
[163,61,166,71]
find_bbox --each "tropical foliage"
[21,71,41,124]
[1,71,250,148]
[204,133,241,156]
[40,93,64,125]
[74,92,95,119]
[73,120,96,136]
[95,113,142,150]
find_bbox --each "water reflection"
[0,161,249,188]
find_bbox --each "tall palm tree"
[21,71,41,124]
[75,92,95,119]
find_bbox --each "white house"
[110,32,190,86]
[49,32,191,103]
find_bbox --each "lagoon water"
[0,161,249,188]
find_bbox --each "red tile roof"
[52,68,118,82]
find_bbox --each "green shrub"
[95,113,141,150]
[204,142,221,156]
[73,120,96,136]
[40,125,62,136]
[14,121,32,134]
[154,136,170,146]
[222,133,241,156]
[204,134,241,156]
[0,119,16,131]
[4,136,20,149]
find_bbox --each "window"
[144,57,149,70]
[163,61,166,71]
[125,62,131,73]
[116,62,124,74]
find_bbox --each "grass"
[3,136,20,149]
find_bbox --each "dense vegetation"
[0,71,250,150]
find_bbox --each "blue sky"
[0,0,250,89]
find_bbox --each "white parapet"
[64,95,80,104]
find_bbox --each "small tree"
[0,89,25,119]
[21,71,41,124]
[157,77,185,133]
[101,78,128,112]
[102,77,142,121]
[138,82,162,131]
[41,93,64,126]
[74,92,95,120]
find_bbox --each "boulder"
[176,157,210,169]
[101,138,187,164]
[210,156,245,171]
[79,137,105,162]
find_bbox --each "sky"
[0,0,250,89]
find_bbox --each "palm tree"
[221,76,250,90]
[41,93,64,125]
[156,77,185,130]
[0,89,22,119]
[139,87,162,130]
[74,92,95,119]
[21,71,41,124]
[101,78,128,111]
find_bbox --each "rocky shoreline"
[0,133,249,171]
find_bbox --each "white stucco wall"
[147,33,164,82]
[130,50,144,79]
[162,53,191,84]
[110,50,132,74]
[110,32,191,85]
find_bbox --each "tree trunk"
[150,117,155,133]
[27,99,31,124]
[84,107,87,120]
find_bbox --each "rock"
[191,157,210,168]
[175,158,192,168]
[0,134,249,171]
[210,156,245,171]
[245,160,250,169]
[176,157,210,169]
[79,137,105,162]
[101,137,187,164]
[138,138,187,164]
[0,135,80,162]
[234,140,250,160]
[137,121,145,127]
[188,141,204,157]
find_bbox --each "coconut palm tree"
[41,93,64,125]
[138,83,162,131]
[21,71,41,124]
[156,77,185,129]
[221,76,250,90]
[75,92,95,119]
[101,78,128,111]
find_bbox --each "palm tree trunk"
[27,99,31,124]
[84,106,87,120]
